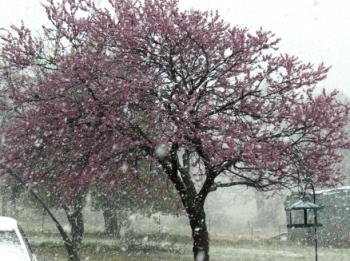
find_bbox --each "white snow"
[120,162,128,173]
[155,144,169,159]
[315,186,350,195]
[196,251,205,261]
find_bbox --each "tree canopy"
[0,1,349,260]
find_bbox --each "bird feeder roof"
[285,200,323,211]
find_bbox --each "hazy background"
[1,0,349,97]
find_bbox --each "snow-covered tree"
[0,1,349,260]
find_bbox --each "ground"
[30,233,350,261]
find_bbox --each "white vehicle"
[0,216,37,261]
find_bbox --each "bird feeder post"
[285,182,323,261]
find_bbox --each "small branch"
[210,180,279,192]
[0,163,74,249]
[211,181,257,190]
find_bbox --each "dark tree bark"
[9,186,18,217]
[62,235,80,261]
[158,148,212,261]
[187,203,210,261]
[103,208,120,238]
[1,186,7,216]
[67,210,84,249]
[63,194,85,253]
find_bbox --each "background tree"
[0,157,88,261]
[254,190,283,228]
[0,176,22,216]
[91,159,181,238]
[0,164,84,261]
[0,1,349,261]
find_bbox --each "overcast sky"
[1,0,349,97]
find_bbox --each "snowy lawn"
[30,233,350,261]
[33,245,188,261]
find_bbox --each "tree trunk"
[103,208,120,238]
[1,186,7,216]
[254,191,279,228]
[66,209,84,250]
[188,204,210,261]
[9,186,18,217]
[55,204,83,261]
[64,243,80,261]
[156,148,212,260]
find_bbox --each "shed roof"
[315,186,350,195]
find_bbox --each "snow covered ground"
[31,234,350,261]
